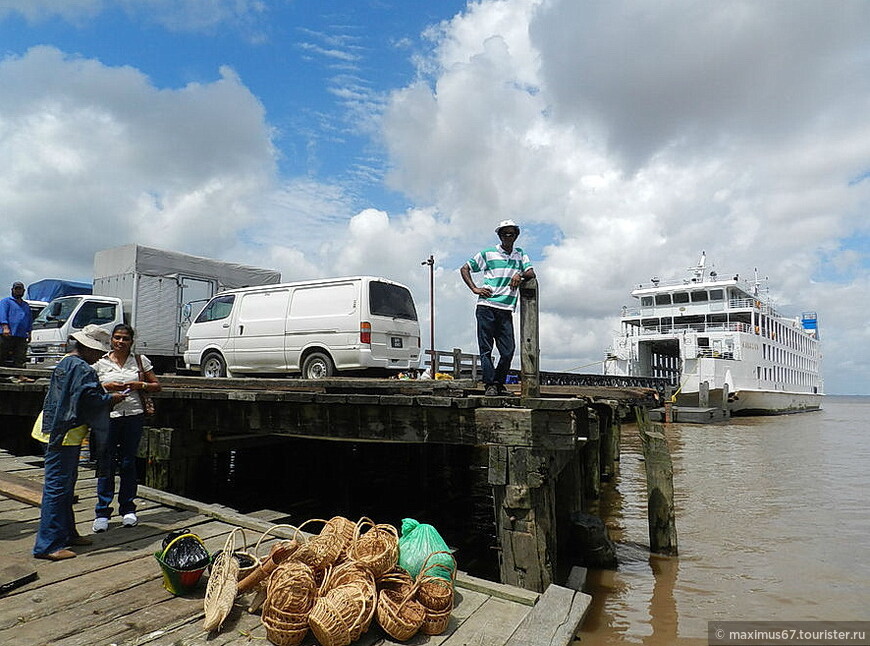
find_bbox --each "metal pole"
[422,255,435,375]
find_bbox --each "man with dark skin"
[461,220,536,396]
[0,281,32,369]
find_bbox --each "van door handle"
[222,323,230,328]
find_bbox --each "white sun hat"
[495,219,520,234]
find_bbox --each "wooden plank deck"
[0,451,590,646]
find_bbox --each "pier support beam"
[519,278,540,399]
[635,407,678,556]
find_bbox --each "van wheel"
[302,352,334,379]
[201,352,228,378]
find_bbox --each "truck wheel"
[201,352,228,378]
[302,351,334,379]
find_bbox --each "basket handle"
[352,516,376,543]
[417,550,457,582]
[160,532,204,560]
[253,523,301,560]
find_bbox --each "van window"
[72,301,117,328]
[195,295,235,323]
[290,283,357,317]
[370,282,418,321]
[32,297,82,329]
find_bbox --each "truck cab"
[28,295,123,366]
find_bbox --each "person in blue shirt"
[33,324,126,561]
[0,281,33,368]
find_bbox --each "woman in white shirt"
[92,324,161,532]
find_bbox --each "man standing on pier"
[461,220,535,396]
[0,281,32,369]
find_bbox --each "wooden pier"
[0,281,661,595]
[0,450,591,646]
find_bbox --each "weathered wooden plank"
[0,469,42,505]
[442,596,530,646]
[503,584,592,646]
[455,571,539,606]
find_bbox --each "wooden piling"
[519,278,540,398]
[634,407,678,556]
[582,409,600,501]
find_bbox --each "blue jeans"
[34,444,81,556]
[95,414,144,519]
[476,305,515,386]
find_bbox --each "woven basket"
[420,603,452,636]
[348,517,399,578]
[322,516,355,559]
[376,587,426,642]
[267,560,317,614]
[309,583,374,646]
[415,551,456,611]
[261,602,308,646]
[377,567,414,596]
[291,519,345,571]
[203,528,242,632]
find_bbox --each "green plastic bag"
[397,518,455,581]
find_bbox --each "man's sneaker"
[484,385,499,396]
[92,517,109,533]
[497,384,512,396]
[122,513,138,528]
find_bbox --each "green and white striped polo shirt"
[465,245,533,311]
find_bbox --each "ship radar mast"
[689,250,707,282]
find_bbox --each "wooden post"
[488,444,556,592]
[519,278,540,398]
[582,409,600,501]
[699,380,709,407]
[452,347,462,379]
[598,403,620,481]
[634,407,678,555]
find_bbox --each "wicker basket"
[376,587,426,642]
[203,528,242,632]
[415,551,456,611]
[322,516,355,559]
[267,560,317,614]
[261,601,309,646]
[420,603,452,636]
[309,583,374,646]
[238,524,301,594]
[348,517,399,578]
[291,519,345,571]
[377,567,415,596]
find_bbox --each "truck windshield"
[32,297,83,330]
[369,282,418,321]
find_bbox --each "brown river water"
[576,395,870,645]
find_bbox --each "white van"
[183,276,421,378]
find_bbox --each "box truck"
[28,244,281,371]
[183,276,421,378]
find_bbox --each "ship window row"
[756,365,819,389]
[762,343,817,372]
[757,316,816,354]
[643,288,725,306]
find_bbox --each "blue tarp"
[27,279,92,303]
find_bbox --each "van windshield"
[32,297,83,330]
[369,282,418,321]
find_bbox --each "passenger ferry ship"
[604,252,823,415]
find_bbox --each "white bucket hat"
[71,324,111,352]
[495,219,520,234]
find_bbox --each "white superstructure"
[604,253,823,415]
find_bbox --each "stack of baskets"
[199,516,455,646]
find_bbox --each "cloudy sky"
[1,0,868,394]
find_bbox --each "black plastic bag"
[161,529,210,571]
